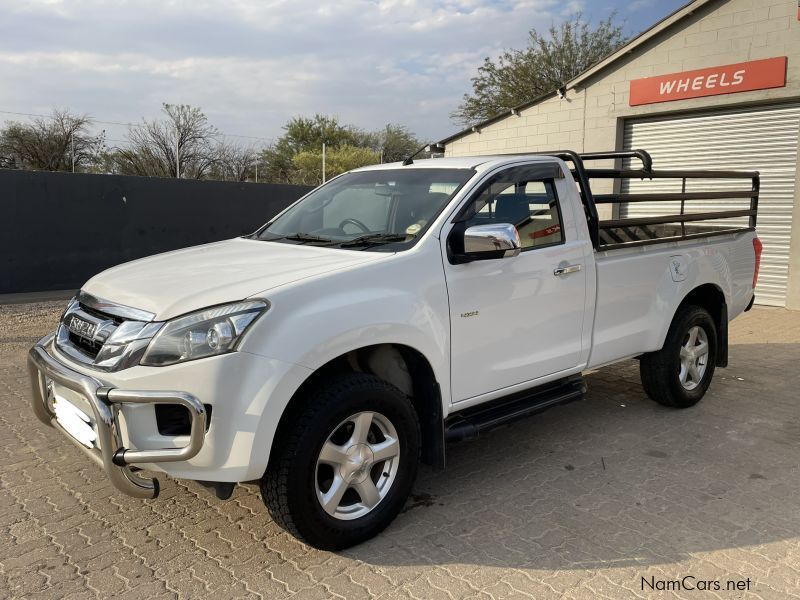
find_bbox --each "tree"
[452,13,626,125]
[292,145,380,186]
[0,109,104,172]
[260,116,423,184]
[373,124,421,163]
[338,124,423,163]
[113,103,219,179]
[261,115,361,184]
[210,141,259,182]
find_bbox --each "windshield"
[254,168,475,250]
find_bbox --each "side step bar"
[445,374,586,442]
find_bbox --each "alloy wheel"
[314,411,401,520]
[678,325,709,390]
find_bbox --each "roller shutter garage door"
[622,104,800,306]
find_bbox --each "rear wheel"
[640,305,717,408]
[261,373,420,549]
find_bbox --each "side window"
[463,175,564,249]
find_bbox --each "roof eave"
[438,91,555,145]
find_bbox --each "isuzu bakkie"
[28,150,762,549]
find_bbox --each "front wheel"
[640,304,717,408]
[261,373,420,550]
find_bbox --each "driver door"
[442,164,589,403]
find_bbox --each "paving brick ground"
[1,301,798,599]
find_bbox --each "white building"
[442,0,800,308]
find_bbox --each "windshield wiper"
[263,232,336,245]
[339,233,411,248]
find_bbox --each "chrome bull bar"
[27,334,206,499]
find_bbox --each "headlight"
[140,300,268,366]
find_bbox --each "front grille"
[68,331,103,358]
[56,294,157,371]
[78,302,124,325]
[57,300,121,365]
[63,303,120,360]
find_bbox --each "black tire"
[640,304,717,408]
[261,373,420,550]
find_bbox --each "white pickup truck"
[29,150,762,549]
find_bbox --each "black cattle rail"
[504,149,759,251]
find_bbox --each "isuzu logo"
[67,315,98,340]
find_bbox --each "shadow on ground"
[342,342,800,570]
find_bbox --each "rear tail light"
[752,237,763,289]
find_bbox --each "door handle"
[553,264,582,276]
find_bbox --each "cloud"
[0,0,584,141]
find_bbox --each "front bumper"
[27,334,207,499]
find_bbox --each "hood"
[83,237,389,320]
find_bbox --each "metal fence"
[1,169,311,294]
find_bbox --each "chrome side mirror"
[462,223,521,260]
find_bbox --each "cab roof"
[352,155,559,174]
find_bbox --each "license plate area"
[48,382,100,450]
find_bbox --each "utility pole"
[322,142,326,183]
[175,132,180,178]
[255,161,258,183]
[71,132,75,173]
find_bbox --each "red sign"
[629,57,787,106]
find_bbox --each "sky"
[0,0,687,146]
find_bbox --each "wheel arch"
[672,282,729,367]
[268,343,446,474]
